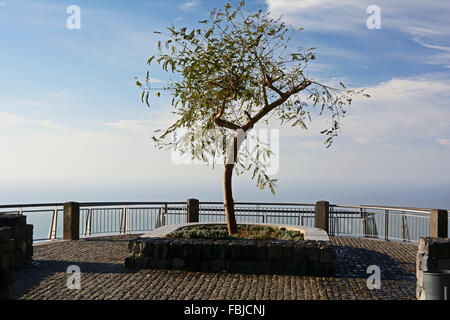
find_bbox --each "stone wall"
[416,237,450,300]
[0,214,33,300]
[125,237,334,276]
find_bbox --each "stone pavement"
[13,235,417,300]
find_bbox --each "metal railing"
[0,202,186,241]
[79,204,186,236]
[328,204,436,242]
[0,203,64,241]
[0,201,448,243]
[198,202,316,226]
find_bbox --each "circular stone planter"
[125,223,334,276]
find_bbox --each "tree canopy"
[136,1,368,234]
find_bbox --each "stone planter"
[125,223,334,276]
[0,214,33,300]
[416,237,450,300]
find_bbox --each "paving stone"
[13,234,418,300]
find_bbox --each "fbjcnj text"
[184,304,265,317]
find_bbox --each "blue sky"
[0,0,449,208]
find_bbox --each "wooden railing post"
[63,201,80,240]
[315,201,329,233]
[187,198,199,223]
[430,209,448,238]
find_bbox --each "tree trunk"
[223,130,245,235]
[223,163,237,234]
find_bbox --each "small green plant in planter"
[166,224,304,241]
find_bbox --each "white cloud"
[0,112,28,128]
[263,0,450,71]
[0,90,76,112]
[0,111,214,186]
[181,0,201,11]
[253,73,450,152]
[148,77,165,83]
[340,74,450,144]
[413,38,450,53]
[297,141,323,148]
[266,0,365,33]
[353,137,385,145]
[265,0,450,70]
[265,73,450,188]
[412,37,450,67]
[437,138,450,146]
[103,111,178,133]
[1,73,450,201]
[266,0,450,36]
[0,112,70,132]
[403,27,447,37]
[104,119,149,132]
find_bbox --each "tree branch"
[260,79,269,108]
[213,95,241,131]
[243,80,311,131]
[266,75,285,97]
[214,117,241,130]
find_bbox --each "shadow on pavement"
[332,245,416,281]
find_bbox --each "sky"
[0,0,449,209]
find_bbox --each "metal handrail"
[0,203,63,209]
[201,201,316,206]
[0,201,447,212]
[331,204,436,214]
[199,207,314,212]
[79,201,186,207]
[0,201,186,209]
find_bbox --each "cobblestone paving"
[13,235,418,300]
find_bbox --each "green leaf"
[269,183,275,195]
[145,91,150,107]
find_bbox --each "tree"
[136,1,369,235]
